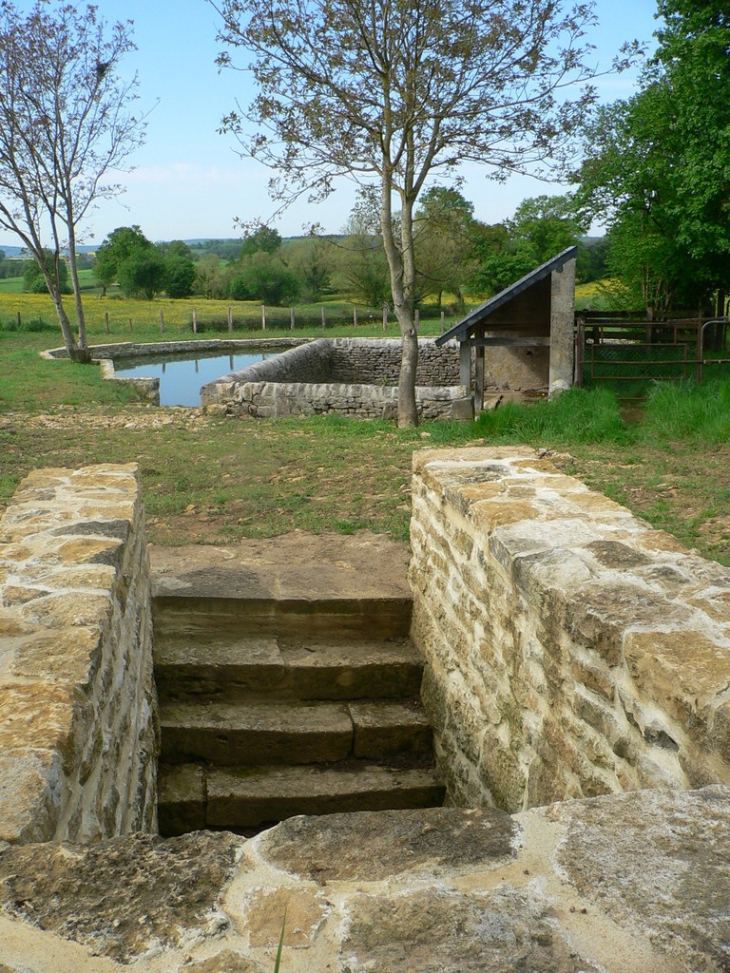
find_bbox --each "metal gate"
[575,312,730,387]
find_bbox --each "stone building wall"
[409,446,730,811]
[0,464,158,844]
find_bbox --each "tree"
[118,249,166,300]
[335,188,392,307]
[95,225,154,287]
[414,187,479,308]
[285,236,333,303]
[24,249,71,294]
[158,240,196,298]
[574,2,730,312]
[508,195,589,267]
[0,2,144,358]
[240,225,282,256]
[229,251,300,304]
[210,0,616,424]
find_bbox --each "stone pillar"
[549,258,576,397]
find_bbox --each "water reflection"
[113,350,279,407]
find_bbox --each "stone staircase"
[152,556,445,836]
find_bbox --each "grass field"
[0,288,462,340]
[1,310,730,565]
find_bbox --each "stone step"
[152,596,412,642]
[154,634,423,702]
[159,699,433,766]
[158,760,446,835]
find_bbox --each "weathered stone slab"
[0,831,244,963]
[2,793,726,971]
[159,700,354,765]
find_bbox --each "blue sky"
[4,0,661,247]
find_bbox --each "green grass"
[1,325,730,564]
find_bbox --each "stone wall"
[409,446,730,811]
[201,337,468,421]
[0,464,158,844]
[1,794,729,971]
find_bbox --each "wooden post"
[474,346,485,415]
[415,309,420,331]
[353,305,358,329]
[474,342,485,415]
[460,341,471,389]
[261,305,266,330]
[192,309,197,333]
[16,311,20,328]
[382,305,388,332]
[321,305,326,329]
[129,318,133,333]
[441,310,445,333]
[290,307,295,331]
[105,312,109,334]
[228,307,234,332]
[159,309,165,333]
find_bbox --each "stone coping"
[40,337,311,362]
[0,791,728,970]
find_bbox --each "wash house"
[436,246,577,415]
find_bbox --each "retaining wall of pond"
[200,337,470,421]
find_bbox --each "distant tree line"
[88,191,607,308]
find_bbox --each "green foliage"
[229,252,300,305]
[574,2,730,311]
[241,225,282,256]
[470,194,588,296]
[335,189,391,307]
[118,249,167,300]
[23,250,71,294]
[414,186,479,306]
[96,226,155,287]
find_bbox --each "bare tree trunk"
[37,256,77,355]
[380,172,419,426]
[67,225,88,350]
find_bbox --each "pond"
[113,350,281,407]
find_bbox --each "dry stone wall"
[0,464,158,844]
[201,337,467,420]
[409,446,730,811]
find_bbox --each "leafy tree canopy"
[95,226,154,286]
[210,0,618,424]
[574,0,730,311]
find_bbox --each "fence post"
[261,305,266,330]
[105,312,110,334]
[321,306,326,329]
[415,309,420,331]
[160,309,165,333]
[192,309,197,334]
[228,306,234,332]
[129,318,133,333]
[290,307,295,331]
[382,304,388,332]
[353,305,358,329]
[441,310,445,333]
[17,311,20,329]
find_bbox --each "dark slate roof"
[435,246,578,347]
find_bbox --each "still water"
[113,351,280,407]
